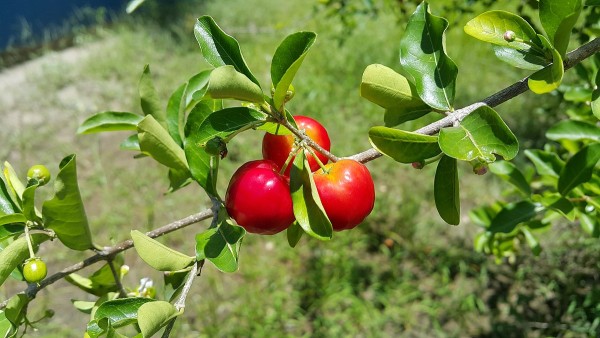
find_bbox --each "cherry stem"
[280,117,339,163]
[280,145,299,175]
[306,145,330,174]
[24,222,35,259]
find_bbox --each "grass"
[0,0,599,337]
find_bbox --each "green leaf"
[0,214,26,227]
[492,46,548,70]
[361,64,424,109]
[399,2,458,111]
[546,120,600,142]
[489,200,537,233]
[489,161,531,195]
[195,209,245,273]
[0,233,50,287]
[368,127,441,163]
[166,83,186,146]
[208,65,264,102]
[524,149,565,177]
[77,112,143,134]
[131,230,195,271]
[184,144,219,197]
[3,162,24,204]
[139,65,167,128]
[188,107,266,146]
[0,173,19,216]
[66,273,116,297]
[4,294,28,326]
[528,35,564,94]
[182,70,212,112]
[183,102,214,138]
[439,105,519,162]
[137,115,189,172]
[591,68,600,119]
[271,32,316,110]
[21,181,40,221]
[579,211,599,237]
[137,301,180,338]
[257,122,292,136]
[534,193,575,221]
[120,134,140,152]
[290,151,333,240]
[194,16,260,87]
[163,268,191,302]
[167,168,192,193]
[434,155,460,225]
[93,298,154,328]
[558,143,600,195]
[42,155,94,251]
[0,311,16,338]
[287,222,303,248]
[464,10,539,50]
[539,0,583,57]
[384,107,431,127]
[521,226,542,255]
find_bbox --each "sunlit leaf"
[131,230,195,272]
[139,65,167,128]
[464,10,539,50]
[539,0,583,56]
[77,112,143,134]
[546,120,600,142]
[399,2,458,111]
[492,46,548,70]
[528,35,564,94]
[137,115,189,172]
[137,301,181,338]
[558,143,600,195]
[208,65,264,102]
[195,208,245,273]
[368,127,441,163]
[166,83,186,146]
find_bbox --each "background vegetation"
[0,0,598,336]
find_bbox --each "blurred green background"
[0,0,598,337]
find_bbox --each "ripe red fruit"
[225,160,295,235]
[262,115,331,176]
[313,159,375,231]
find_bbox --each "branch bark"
[0,209,214,310]
[348,37,600,164]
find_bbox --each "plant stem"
[24,222,35,259]
[0,209,214,310]
[348,37,600,164]
[280,118,339,163]
[107,260,128,298]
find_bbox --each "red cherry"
[225,160,295,234]
[262,115,331,176]
[313,159,375,231]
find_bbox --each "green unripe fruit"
[23,257,47,283]
[27,165,51,186]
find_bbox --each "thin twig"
[0,209,214,310]
[280,117,340,163]
[107,260,128,298]
[348,37,600,164]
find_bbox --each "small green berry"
[27,165,51,186]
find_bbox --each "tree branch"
[0,209,214,310]
[348,37,600,164]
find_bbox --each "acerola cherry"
[27,164,51,186]
[225,160,295,235]
[23,257,47,283]
[262,115,331,176]
[313,159,375,231]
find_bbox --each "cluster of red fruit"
[225,116,375,235]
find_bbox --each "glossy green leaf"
[287,222,303,248]
[591,68,600,119]
[439,105,518,162]
[257,122,292,136]
[139,65,167,128]
[539,0,583,56]
[21,181,39,221]
[290,151,332,240]
[42,155,93,251]
[3,162,24,204]
[183,102,213,138]
[4,294,28,326]
[166,83,186,146]
[194,16,260,87]
[77,112,143,134]
[361,64,424,108]
[0,214,25,227]
[93,298,154,328]
[137,115,189,172]
[208,65,264,102]
[138,301,181,338]
[464,10,539,50]
[368,127,441,163]
[0,173,19,216]
[489,161,531,195]
[195,209,245,273]
[0,233,50,287]
[271,31,316,110]
[558,143,600,195]
[546,120,600,142]
[489,200,537,233]
[188,107,266,146]
[399,2,458,111]
[0,311,15,338]
[492,46,548,70]
[528,35,564,94]
[524,149,565,177]
[0,224,24,243]
[184,143,219,197]
[182,70,212,112]
[131,230,195,271]
[434,155,460,225]
[119,134,140,152]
